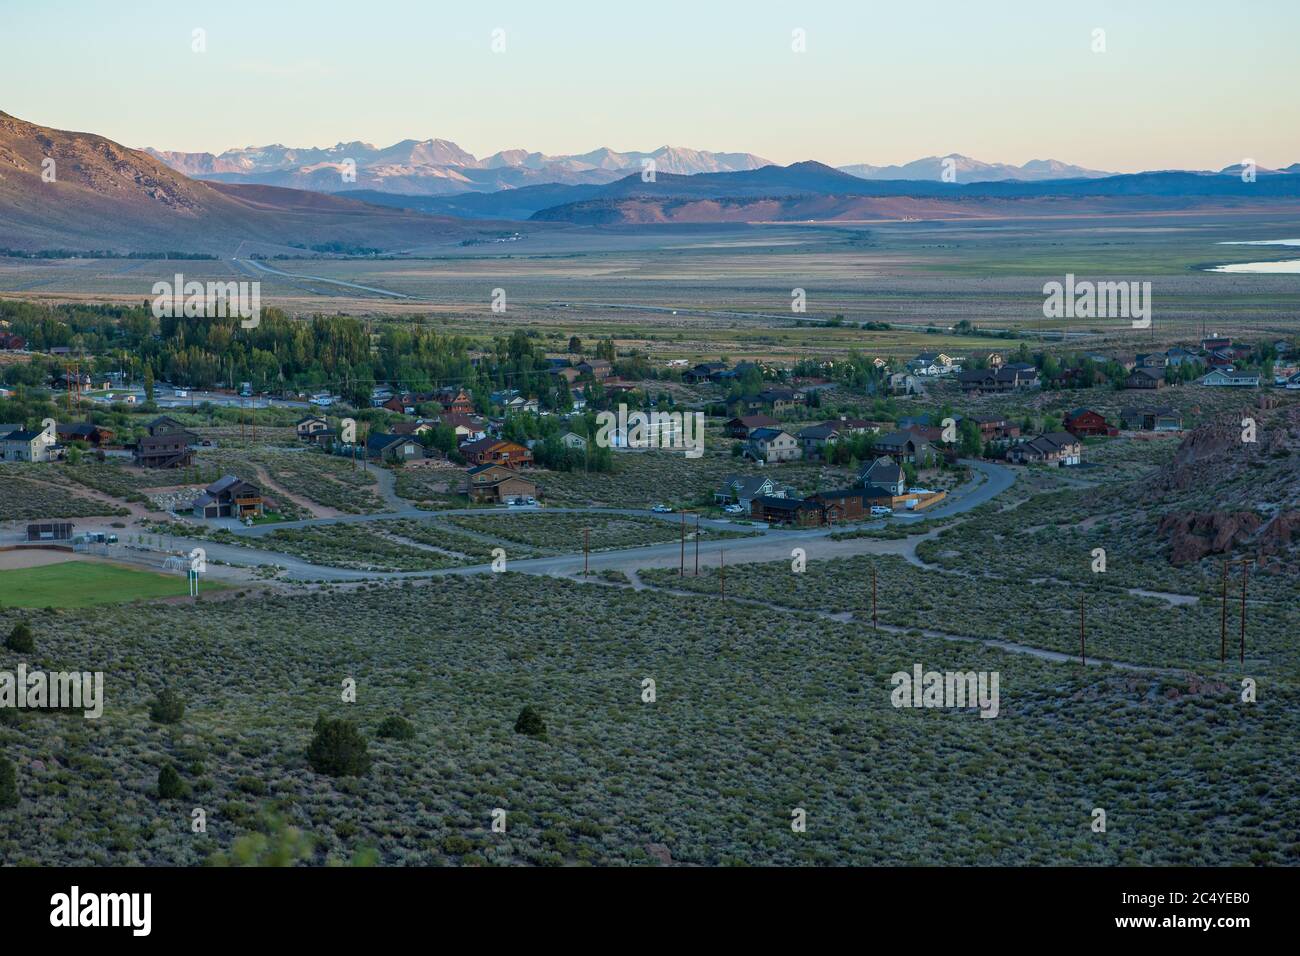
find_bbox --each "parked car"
[870,506,892,517]
[651,504,673,513]
[723,504,745,515]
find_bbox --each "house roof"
[753,495,812,512]
[747,427,791,442]
[860,456,903,484]
[2,429,43,441]
[718,475,774,498]
[728,414,779,428]
[205,474,257,496]
[366,433,412,452]
[796,423,838,440]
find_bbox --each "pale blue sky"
[4,0,1298,171]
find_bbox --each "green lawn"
[0,560,215,608]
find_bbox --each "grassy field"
[0,560,204,608]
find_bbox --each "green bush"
[376,715,415,741]
[157,763,185,800]
[514,706,546,738]
[5,622,34,654]
[148,689,186,724]
[307,717,371,777]
[0,756,18,809]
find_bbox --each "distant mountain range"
[0,111,525,255]
[3,108,1299,253]
[145,141,775,196]
[838,155,1113,182]
[351,161,1300,223]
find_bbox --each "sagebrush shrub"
[157,763,185,800]
[376,715,415,741]
[5,622,34,654]
[149,689,185,724]
[514,706,546,738]
[307,717,371,776]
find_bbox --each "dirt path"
[252,465,345,519]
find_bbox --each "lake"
[1210,239,1300,273]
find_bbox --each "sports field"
[0,555,212,608]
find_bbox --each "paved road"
[235,258,417,299]
[150,458,1013,581]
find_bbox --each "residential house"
[1285,372,1300,391]
[0,332,26,350]
[388,420,434,443]
[1201,336,1232,351]
[746,427,802,463]
[1063,408,1117,438]
[1124,367,1165,390]
[464,463,538,504]
[1,428,54,462]
[859,457,905,497]
[873,430,931,465]
[434,388,475,414]
[295,416,330,441]
[1200,369,1260,387]
[1006,432,1082,466]
[134,417,197,468]
[957,366,1039,393]
[576,359,612,380]
[1135,352,1167,369]
[970,415,1020,442]
[56,422,114,447]
[560,432,588,450]
[796,422,841,459]
[459,437,533,469]
[1120,407,1182,431]
[725,414,780,439]
[714,475,784,513]
[1165,347,1203,368]
[438,413,488,442]
[192,475,264,519]
[756,387,806,413]
[751,495,823,527]
[550,366,582,386]
[382,394,418,415]
[806,488,867,523]
[887,372,919,395]
[908,352,959,376]
[683,362,729,384]
[366,433,426,463]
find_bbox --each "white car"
[651,504,674,513]
[870,506,892,517]
[723,504,745,515]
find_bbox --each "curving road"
[152,459,1014,582]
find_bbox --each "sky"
[4,0,1299,172]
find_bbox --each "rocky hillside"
[0,110,520,254]
[1152,402,1300,567]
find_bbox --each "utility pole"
[1220,561,1228,663]
[694,514,700,576]
[679,512,685,577]
[1080,592,1086,666]
[1221,558,1252,665]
